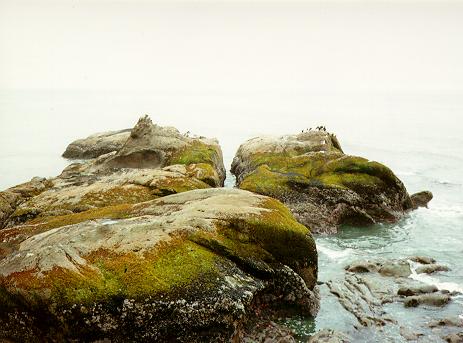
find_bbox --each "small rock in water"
[404,293,451,308]
[428,316,463,328]
[443,332,463,343]
[345,260,379,273]
[408,256,436,264]
[415,263,450,274]
[410,190,433,209]
[398,284,438,296]
[378,261,411,277]
[400,326,424,341]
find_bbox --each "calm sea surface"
[0,89,462,340]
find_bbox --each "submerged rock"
[231,130,432,234]
[0,188,318,341]
[1,116,226,230]
[62,129,131,159]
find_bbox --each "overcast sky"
[1,0,463,93]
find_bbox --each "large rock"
[1,116,226,229]
[0,188,319,342]
[62,129,131,159]
[62,116,226,185]
[231,130,431,234]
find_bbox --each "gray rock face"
[0,188,319,342]
[231,130,432,234]
[62,129,131,159]
[63,116,226,185]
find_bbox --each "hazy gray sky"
[1,0,463,92]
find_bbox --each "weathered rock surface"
[324,256,458,342]
[0,177,53,230]
[241,320,296,343]
[0,188,319,342]
[63,115,226,184]
[1,116,226,230]
[231,130,432,234]
[443,332,463,343]
[62,129,131,159]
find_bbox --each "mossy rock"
[0,188,318,342]
[231,131,423,234]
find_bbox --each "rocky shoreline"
[1,115,457,342]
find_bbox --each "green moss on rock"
[80,185,156,208]
[239,152,399,197]
[151,175,210,196]
[1,238,220,307]
[169,141,220,167]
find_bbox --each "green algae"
[1,239,219,307]
[152,175,210,196]
[239,151,399,197]
[169,141,220,167]
[80,185,156,208]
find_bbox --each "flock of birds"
[301,126,327,133]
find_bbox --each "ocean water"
[0,89,462,340]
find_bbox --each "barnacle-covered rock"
[0,188,318,342]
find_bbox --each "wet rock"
[345,260,379,273]
[378,261,411,277]
[443,332,463,343]
[345,259,411,278]
[404,293,451,307]
[62,129,131,159]
[415,263,450,274]
[308,329,351,343]
[327,273,395,327]
[328,256,454,337]
[400,326,424,341]
[0,188,319,341]
[410,190,433,209]
[397,284,438,296]
[428,317,463,328]
[408,256,436,264]
[231,130,430,234]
